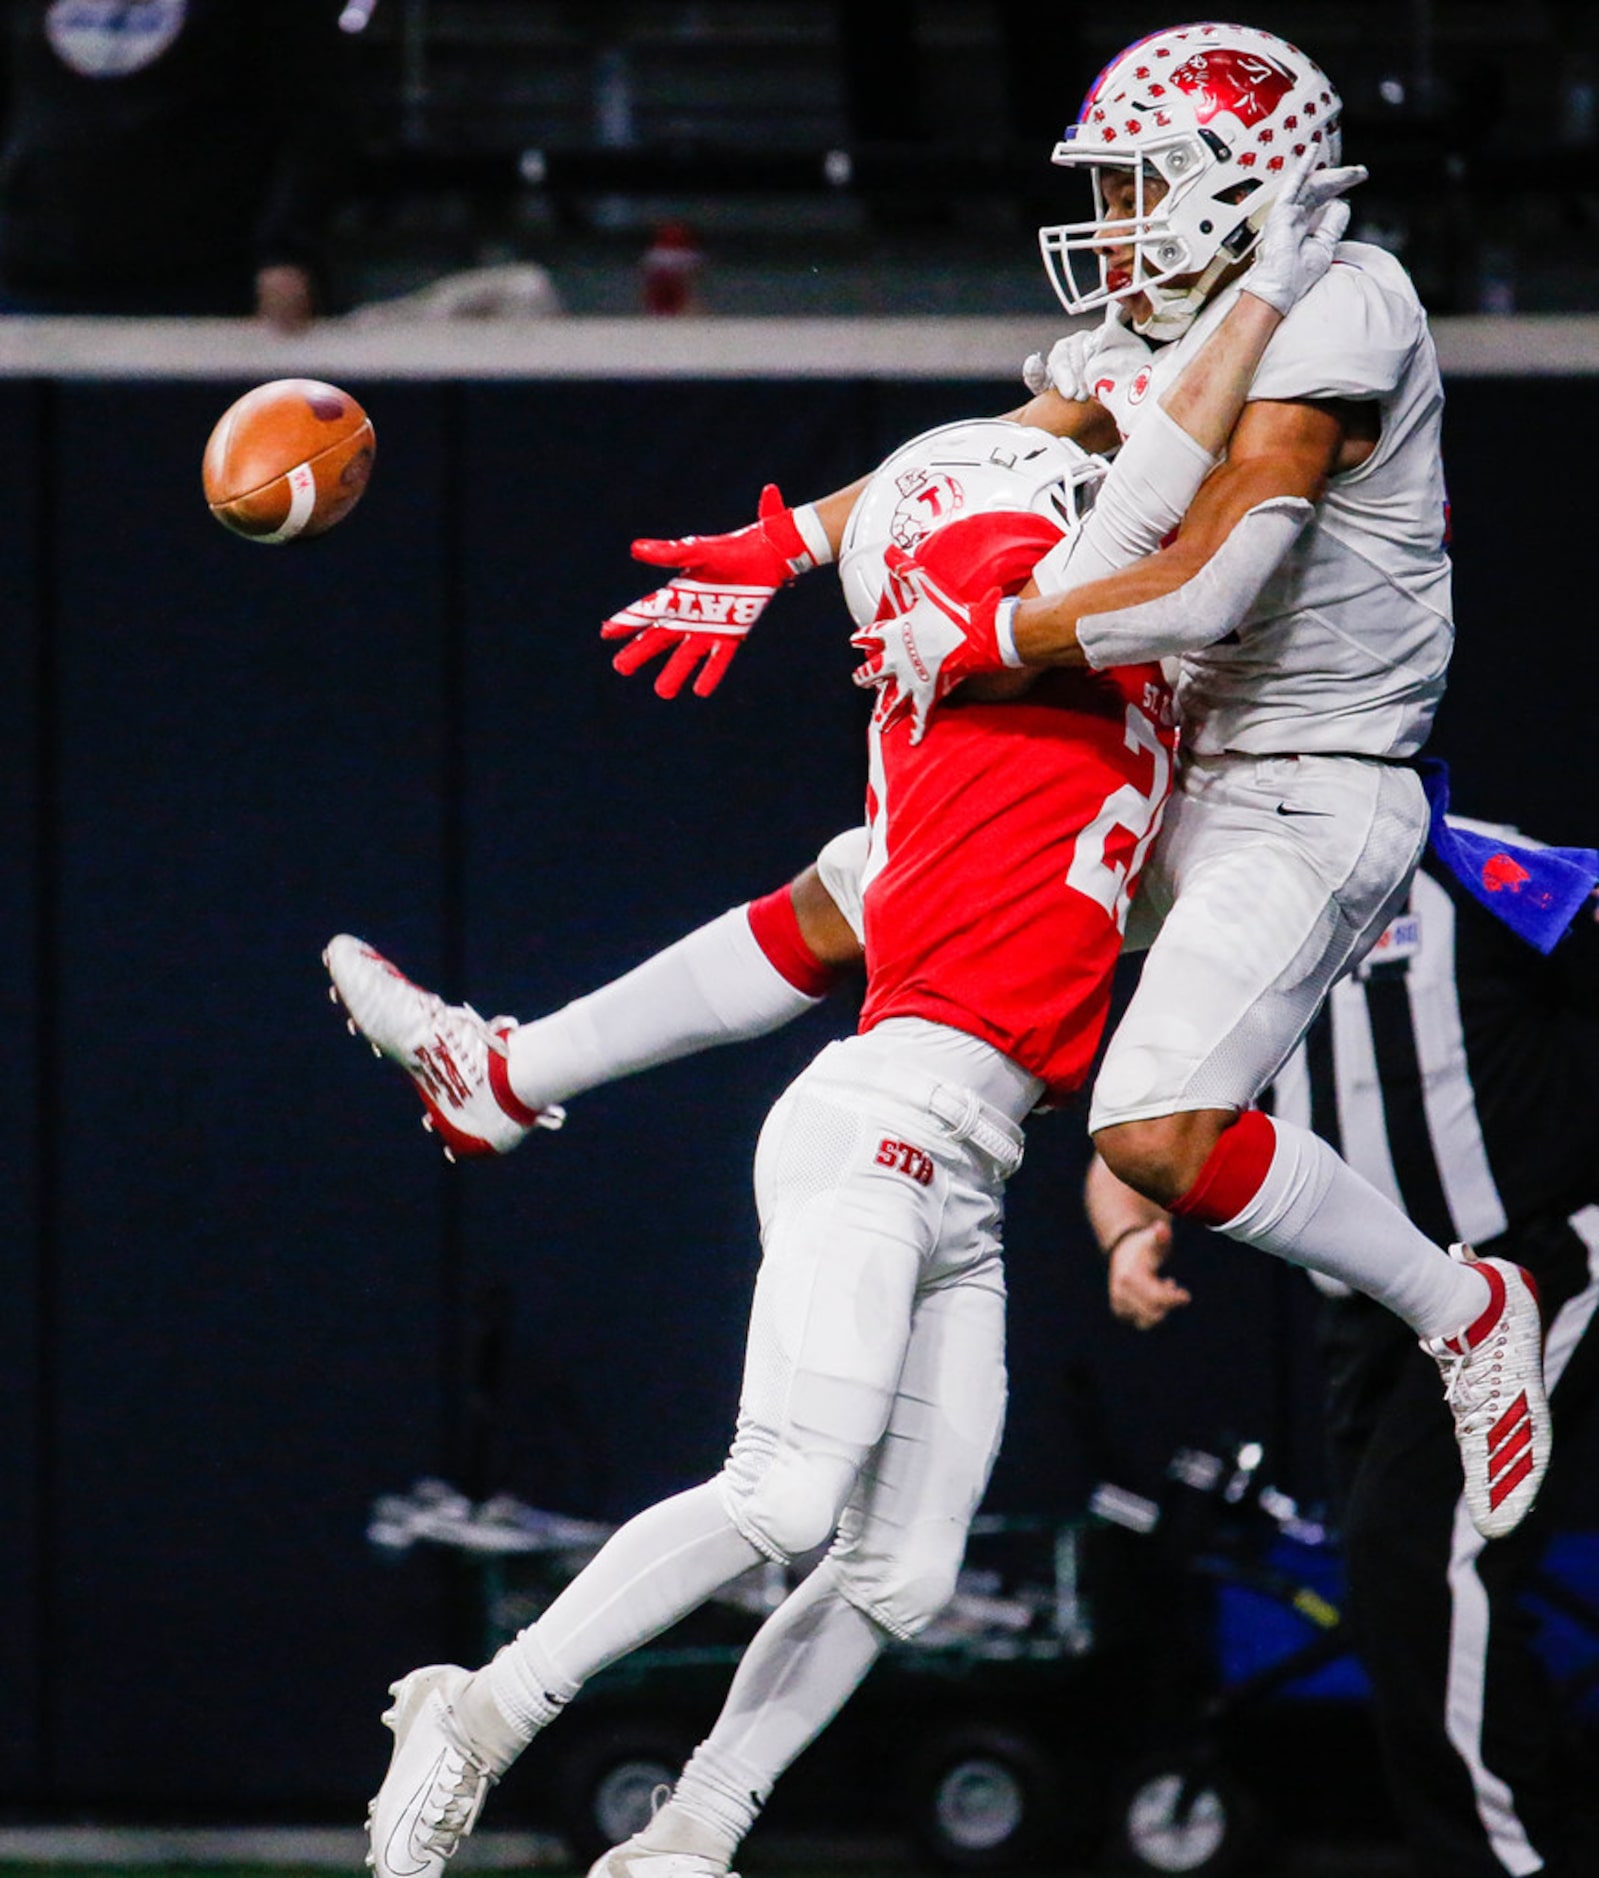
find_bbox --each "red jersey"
[859,663,1176,1102]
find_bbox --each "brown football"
[202,378,375,543]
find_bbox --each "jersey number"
[1065,705,1171,932]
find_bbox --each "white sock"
[1219,1116,1490,1339]
[506,907,822,1112]
[669,1560,889,1855]
[483,1481,764,1739]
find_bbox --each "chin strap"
[1131,193,1276,341]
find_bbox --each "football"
[202,378,375,543]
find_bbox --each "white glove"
[1023,309,1134,402]
[1242,156,1368,316]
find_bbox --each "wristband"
[790,502,835,568]
[994,597,1024,668]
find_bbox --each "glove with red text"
[602,483,830,698]
[850,547,1013,742]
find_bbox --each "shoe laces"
[419,1745,492,1854]
[1435,1332,1504,1437]
[424,995,505,1079]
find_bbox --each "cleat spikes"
[443,1146,456,1164]
[421,1114,434,1134]
[347,1017,358,1035]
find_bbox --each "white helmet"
[839,420,1106,629]
[1039,21,1342,341]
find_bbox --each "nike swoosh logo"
[1275,804,1334,818]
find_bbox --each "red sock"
[1170,1110,1277,1228]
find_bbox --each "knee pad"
[719,1445,855,1565]
[832,1520,968,1641]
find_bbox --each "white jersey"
[1086,241,1452,759]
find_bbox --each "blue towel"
[1420,759,1599,955]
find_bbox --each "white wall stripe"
[0,313,1593,382]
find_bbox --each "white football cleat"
[324,935,563,1160]
[1423,1247,1551,1540]
[367,1666,496,1878]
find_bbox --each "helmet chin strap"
[1130,196,1274,343]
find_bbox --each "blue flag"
[1420,760,1599,955]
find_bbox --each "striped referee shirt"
[1268,832,1599,1251]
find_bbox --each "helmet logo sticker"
[890,471,966,551]
[1168,48,1297,128]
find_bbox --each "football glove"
[1242,156,1367,316]
[603,484,827,698]
[850,547,1009,743]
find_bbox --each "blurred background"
[203,0,1599,318]
[2,4,1598,1876]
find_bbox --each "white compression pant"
[1092,751,1428,1132]
[487,1023,1024,1735]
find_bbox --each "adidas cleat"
[1424,1247,1551,1540]
[324,935,562,1159]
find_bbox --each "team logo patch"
[875,1137,935,1186]
[1127,368,1153,406]
[47,0,187,78]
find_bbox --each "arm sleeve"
[1074,497,1313,669]
[1032,402,1217,594]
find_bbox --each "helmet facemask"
[1037,23,1344,342]
[1041,136,1270,340]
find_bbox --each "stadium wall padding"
[1,373,1593,1811]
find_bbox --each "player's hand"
[602,484,824,698]
[850,547,1008,742]
[1107,1220,1192,1330]
[1242,154,1367,317]
[1023,308,1130,402]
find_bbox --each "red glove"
[850,546,1009,742]
[602,484,825,698]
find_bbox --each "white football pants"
[487,1023,1028,1737]
[722,1024,1025,1637]
[1090,751,1428,1132]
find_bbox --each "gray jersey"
[1087,242,1452,759]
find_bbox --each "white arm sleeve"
[1075,497,1313,669]
[1032,402,1217,594]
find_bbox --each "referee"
[1087,814,1599,1878]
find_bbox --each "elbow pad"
[1035,402,1217,593]
[1076,497,1313,670]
